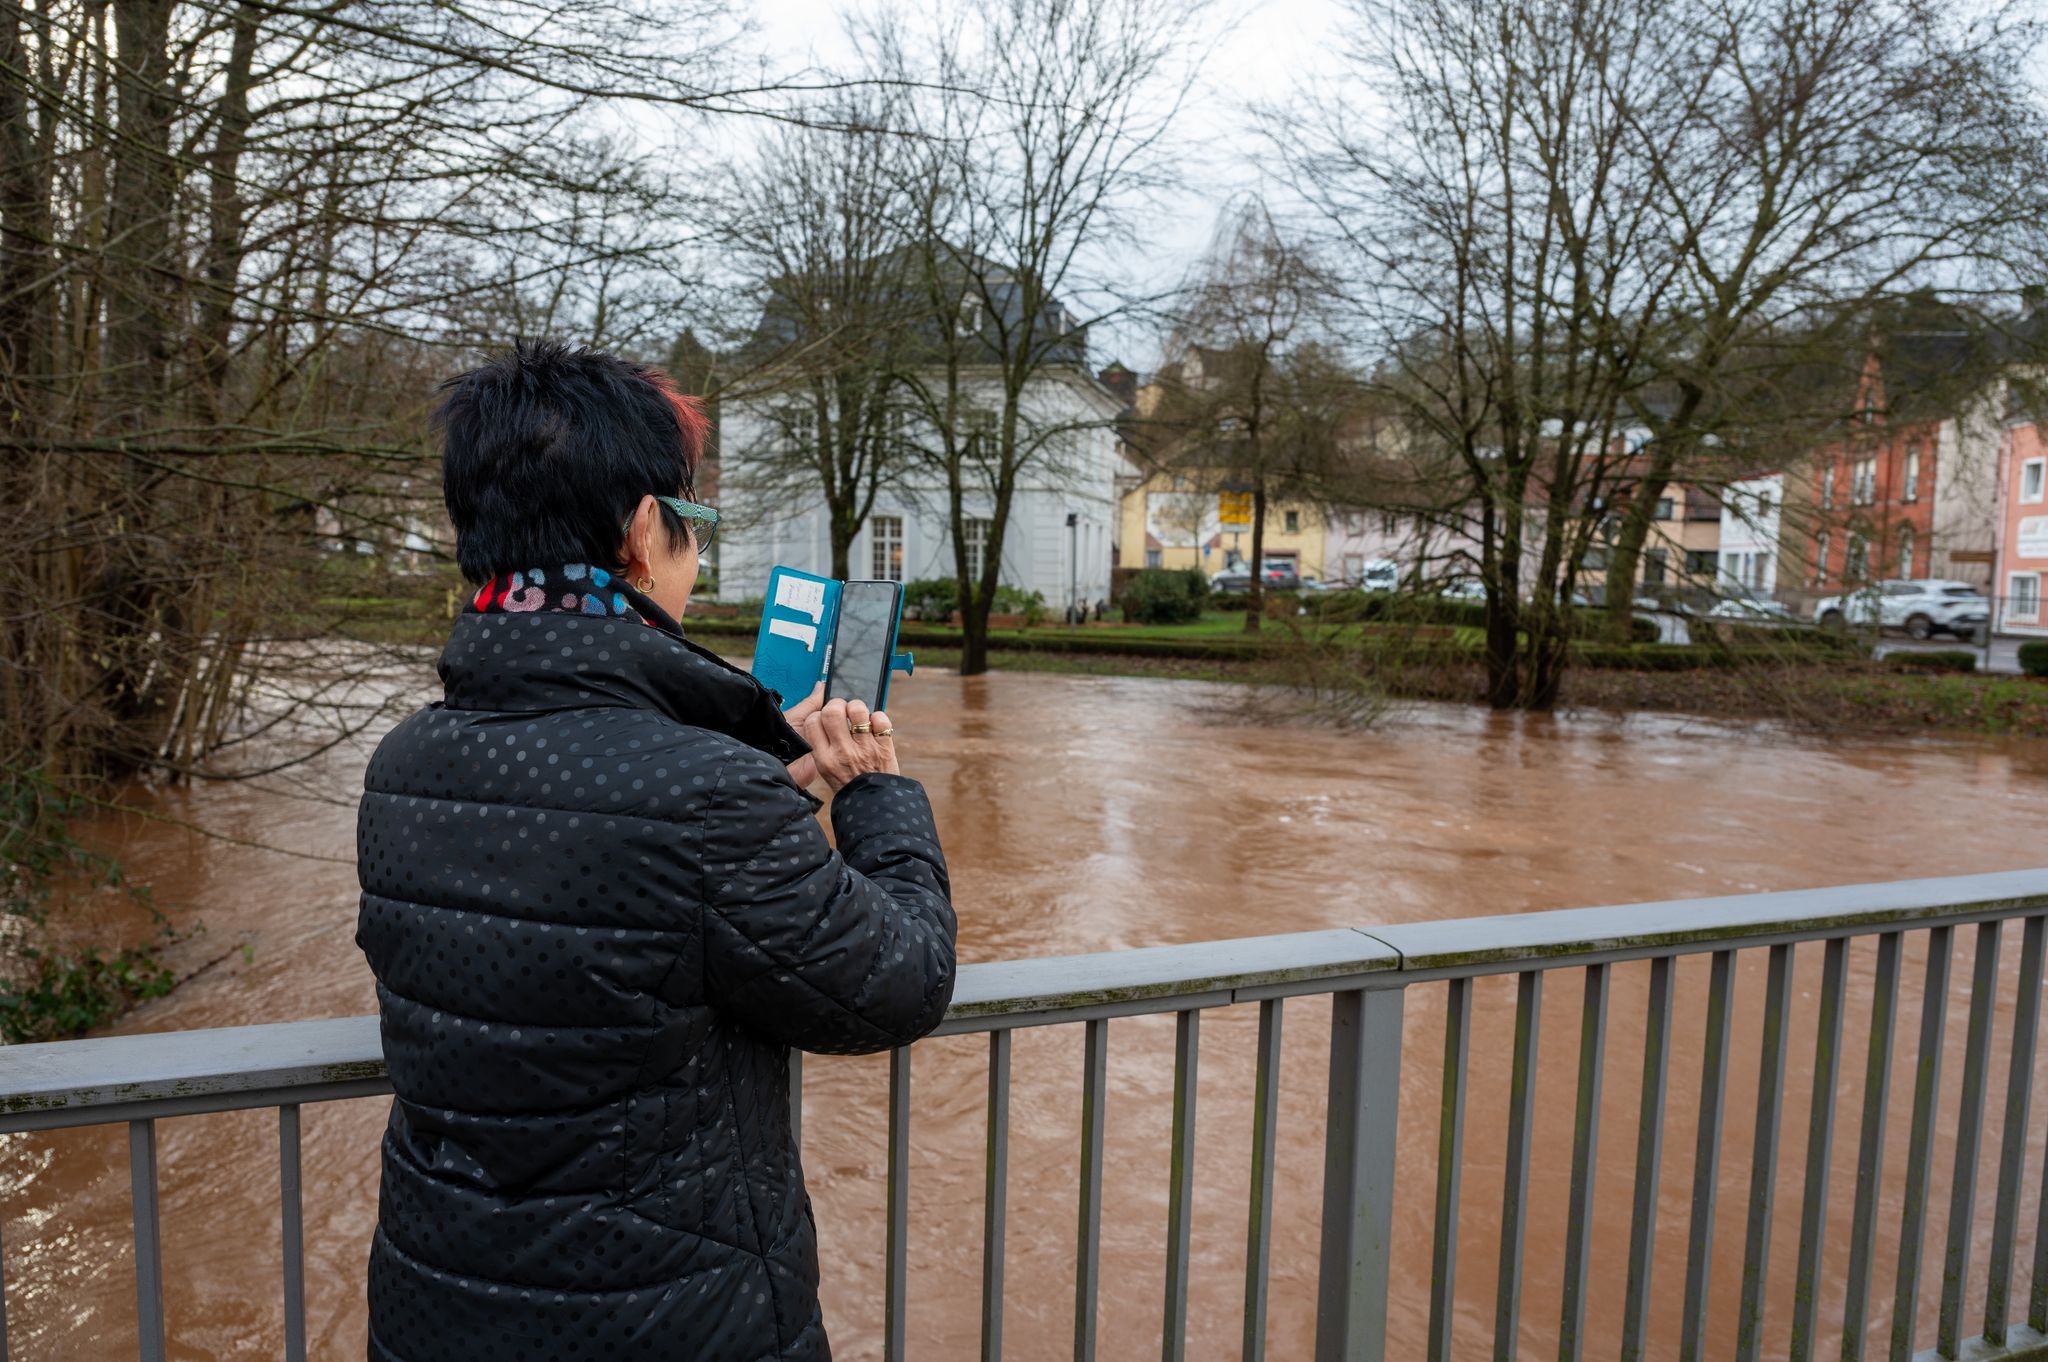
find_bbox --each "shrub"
[1715,623,1868,655]
[1119,568,1209,625]
[2020,641,2048,677]
[990,584,1047,625]
[901,577,961,622]
[1211,592,1252,612]
[1884,649,1977,674]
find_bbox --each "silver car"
[1813,579,1990,639]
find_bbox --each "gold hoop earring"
[633,574,655,593]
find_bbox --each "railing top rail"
[2,869,2044,1132]
[1368,868,2048,975]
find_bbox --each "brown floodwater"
[6,665,2048,1360]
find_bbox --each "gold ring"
[874,728,895,738]
[851,722,872,734]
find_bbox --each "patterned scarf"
[469,563,646,621]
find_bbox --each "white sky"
[742,0,1354,370]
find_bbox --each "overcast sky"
[743,0,1354,370]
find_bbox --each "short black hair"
[436,339,708,583]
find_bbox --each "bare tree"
[712,94,925,579]
[1271,0,2048,708]
[1149,201,1342,633]
[874,0,1197,674]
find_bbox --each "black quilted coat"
[355,593,956,1362]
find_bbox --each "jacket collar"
[437,579,807,765]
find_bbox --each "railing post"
[280,1105,306,1362]
[1316,986,1405,1362]
[885,1045,911,1362]
[130,1118,166,1362]
[1074,1018,1109,1362]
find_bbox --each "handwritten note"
[773,575,827,624]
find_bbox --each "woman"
[356,340,956,1362]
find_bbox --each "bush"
[1885,649,1978,674]
[1715,623,1868,655]
[2020,641,2048,677]
[901,577,960,622]
[1119,568,1209,625]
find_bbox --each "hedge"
[1883,649,1978,674]
[2020,641,2048,677]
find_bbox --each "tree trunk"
[1600,448,1679,640]
[0,0,52,415]
[196,2,260,424]
[106,0,177,433]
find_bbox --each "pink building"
[1995,415,2048,634]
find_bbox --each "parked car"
[1296,574,1332,592]
[1812,579,1990,639]
[1349,558,1401,593]
[1259,558,1302,590]
[1706,589,1795,622]
[1210,572,1251,593]
[1436,578,1488,602]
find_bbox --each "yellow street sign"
[1218,491,1251,527]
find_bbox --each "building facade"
[1995,414,2048,635]
[714,369,1126,615]
[1116,467,1328,580]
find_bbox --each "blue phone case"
[751,567,914,711]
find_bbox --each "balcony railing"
[4,869,2048,1361]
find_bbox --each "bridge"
[4,870,2048,1361]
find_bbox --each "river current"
[7,664,2048,1359]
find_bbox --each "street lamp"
[1066,511,1079,623]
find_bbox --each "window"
[2024,458,2046,504]
[1655,496,1675,521]
[783,404,816,452]
[1145,548,1162,568]
[1848,533,1869,582]
[2013,573,2042,622]
[964,409,997,463]
[1380,511,1398,535]
[1814,530,1830,586]
[1852,457,1877,506]
[1643,548,1668,586]
[1758,491,1774,516]
[1686,549,1718,576]
[1903,445,1921,502]
[1284,509,1300,534]
[870,515,903,581]
[1898,524,1915,578]
[1822,466,1836,510]
[963,517,992,580]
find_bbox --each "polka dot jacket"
[356,593,956,1362]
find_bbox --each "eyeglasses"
[626,494,721,553]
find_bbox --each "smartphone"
[825,579,904,711]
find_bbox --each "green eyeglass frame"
[626,495,720,552]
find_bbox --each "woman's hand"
[784,683,899,792]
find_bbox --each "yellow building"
[1117,465,1327,581]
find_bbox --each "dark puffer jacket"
[356,597,956,1362]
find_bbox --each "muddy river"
[7,666,2048,1359]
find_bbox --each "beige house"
[1117,465,1328,581]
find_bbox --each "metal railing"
[5,869,2048,1361]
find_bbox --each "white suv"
[1812,579,1991,639]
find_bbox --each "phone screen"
[825,580,901,710]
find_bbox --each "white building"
[714,369,1126,616]
[1718,473,1785,596]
